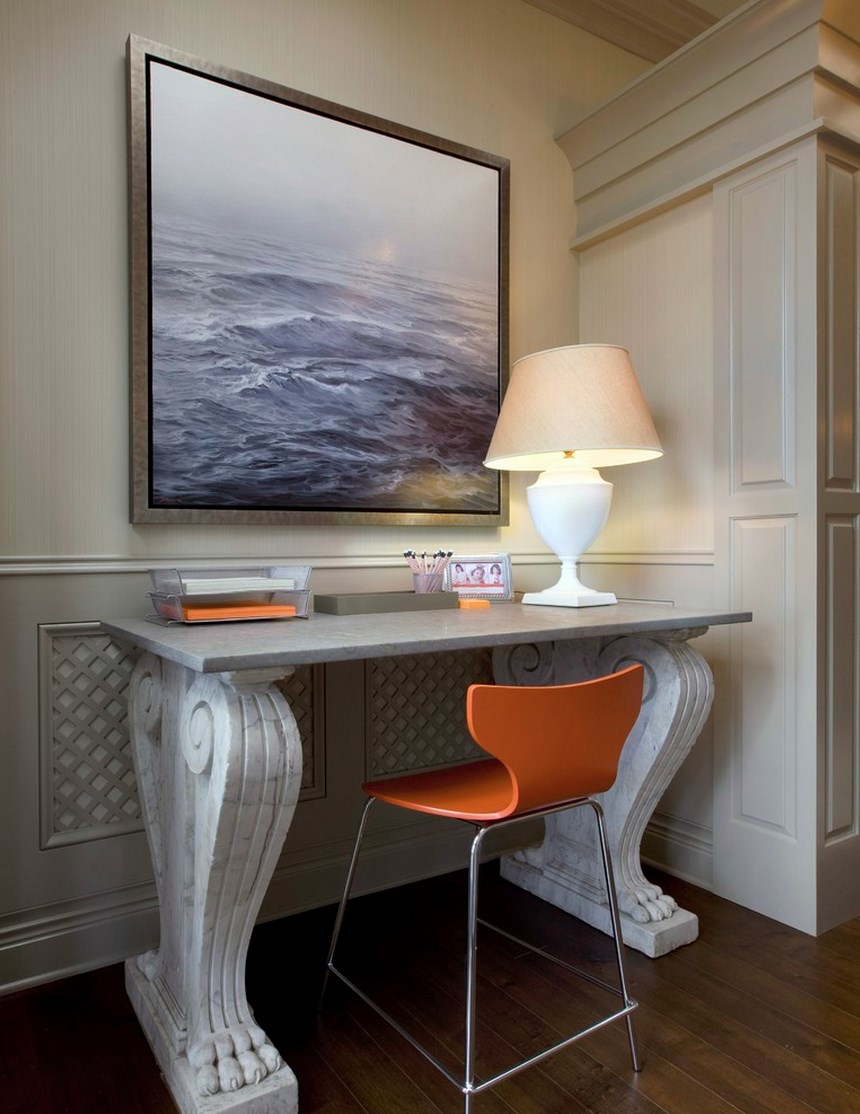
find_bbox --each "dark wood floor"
[3,865,860,1113]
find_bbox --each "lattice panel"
[47,629,140,842]
[368,648,494,777]
[41,626,321,848]
[276,665,322,794]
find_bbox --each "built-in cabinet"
[565,0,860,933]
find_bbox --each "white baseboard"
[0,882,160,996]
[0,819,532,995]
[641,810,714,890]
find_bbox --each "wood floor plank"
[475,936,746,1114]
[381,923,658,1110]
[312,999,448,1114]
[338,989,519,1114]
[681,920,860,1022]
[623,956,860,1112]
[344,879,703,1114]
[483,870,860,1112]
[650,872,860,1001]
[676,936,860,1051]
[0,965,175,1114]
[366,903,661,1113]
[481,928,810,1114]
[643,951,860,1091]
[340,926,598,1113]
[272,1043,373,1114]
[6,864,860,1114]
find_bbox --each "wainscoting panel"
[640,808,714,887]
[825,515,860,843]
[816,140,860,931]
[824,155,859,493]
[712,141,820,934]
[728,516,796,835]
[6,591,512,993]
[367,648,493,777]
[728,160,796,492]
[39,623,140,850]
[277,664,326,799]
[38,624,325,854]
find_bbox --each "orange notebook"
[181,603,297,621]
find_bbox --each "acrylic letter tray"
[147,565,311,624]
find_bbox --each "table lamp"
[484,344,662,607]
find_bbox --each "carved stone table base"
[103,603,747,1110]
[127,654,303,1114]
[498,859,699,959]
[493,630,714,958]
[125,963,297,1114]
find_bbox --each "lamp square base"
[521,588,617,608]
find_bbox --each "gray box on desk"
[313,591,459,615]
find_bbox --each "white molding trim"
[0,822,522,995]
[521,0,719,63]
[641,810,714,889]
[0,880,157,950]
[0,554,416,575]
[570,119,827,250]
[0,550,716,576]
[559,0,860,241]
[0,881,159,997]
[581,550,715,565]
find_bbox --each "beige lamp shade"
[484,344,662,471]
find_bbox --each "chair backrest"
[465,664,644,817]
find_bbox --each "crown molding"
[520,0,725,62]
[556,0,860,241]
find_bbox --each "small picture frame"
[443,554,513,601]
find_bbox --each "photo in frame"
[127,36,510,526]
[443,553,513,601]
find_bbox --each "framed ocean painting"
[127,36,509,525]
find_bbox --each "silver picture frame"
[127,35,509,526]
[443,553,514,601]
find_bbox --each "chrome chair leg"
[591,799,641,1072]
[321,796,641,1103]
[319,796,376,1010]
[464,826,488,1114]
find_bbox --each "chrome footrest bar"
[476,916,633,1000]
[322,794,642,1111]
[326,962,464,1091]
[326,958,638,1099]
[471,1000,638,1095]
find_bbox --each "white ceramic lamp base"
[521,560,617,607]
[523,461,616,608]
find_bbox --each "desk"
[103,601,749,1114]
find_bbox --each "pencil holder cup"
[413,573,444,594]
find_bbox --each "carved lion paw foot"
[189,1025,282,1096]
[623,883,678,923]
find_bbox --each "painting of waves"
[151,215,500,512]
[141,56,507,520]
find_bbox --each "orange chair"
[321,664,644,1111]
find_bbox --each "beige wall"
[0,0,646,578]
[578,193,719,877]
[0,0,650,991]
